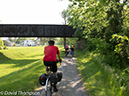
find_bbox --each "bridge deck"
[0,24,76,37]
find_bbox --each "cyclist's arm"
[56,47,62,62]
[57,54,61,60]
[57,54,62,64]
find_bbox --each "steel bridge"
[0,24,76,37]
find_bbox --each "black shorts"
[44,61,57,72]
[65,48,68,50]
[71,48,74,51]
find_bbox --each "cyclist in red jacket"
[43,39,62,92]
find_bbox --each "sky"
[0,0,71,40]
[0,0,70,24]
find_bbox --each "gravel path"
[34,54,88,96]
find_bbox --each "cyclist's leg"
[51,63,58,92]
[44,61,51,75]
[73,51,74,55]
[71,48,73,56]
[70,50,72,55]
[66,48,69,54]
[46,66,50,75]
[50,63,57,74]
[72,48,75,56]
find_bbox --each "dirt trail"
[35,54,88,96]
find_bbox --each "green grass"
[0,46,65,93]
[75,49,129,96]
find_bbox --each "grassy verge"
[75,49,129,96]
[0,46,65,93]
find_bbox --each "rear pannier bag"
[39,74,47,86]
[50,73,58,85]
[57,72,62,82]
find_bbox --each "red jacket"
[43,45,60,62]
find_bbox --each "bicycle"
[65,50,69,57]
[45,66,57,96]
[39,62,62,96]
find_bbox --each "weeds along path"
[35,54,88,96]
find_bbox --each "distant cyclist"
[70,43,75,57]
[65,44,69,56]
[65,44,69,50]
[43,39,62,92]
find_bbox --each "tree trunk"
[64,37,66,49]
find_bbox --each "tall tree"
[61,9,69,24]
[67,0,129,68]
[61,9,69,48]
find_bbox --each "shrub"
[110,34,129,67]
[84,38,96,51]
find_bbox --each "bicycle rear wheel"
[45,88,52,96]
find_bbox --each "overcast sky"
[0,0,70,24]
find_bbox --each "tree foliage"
[66,0,129,68]
[61,9,69,24]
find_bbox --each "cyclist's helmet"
[48,39,55,45]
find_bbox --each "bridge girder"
[0,24,76,37]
